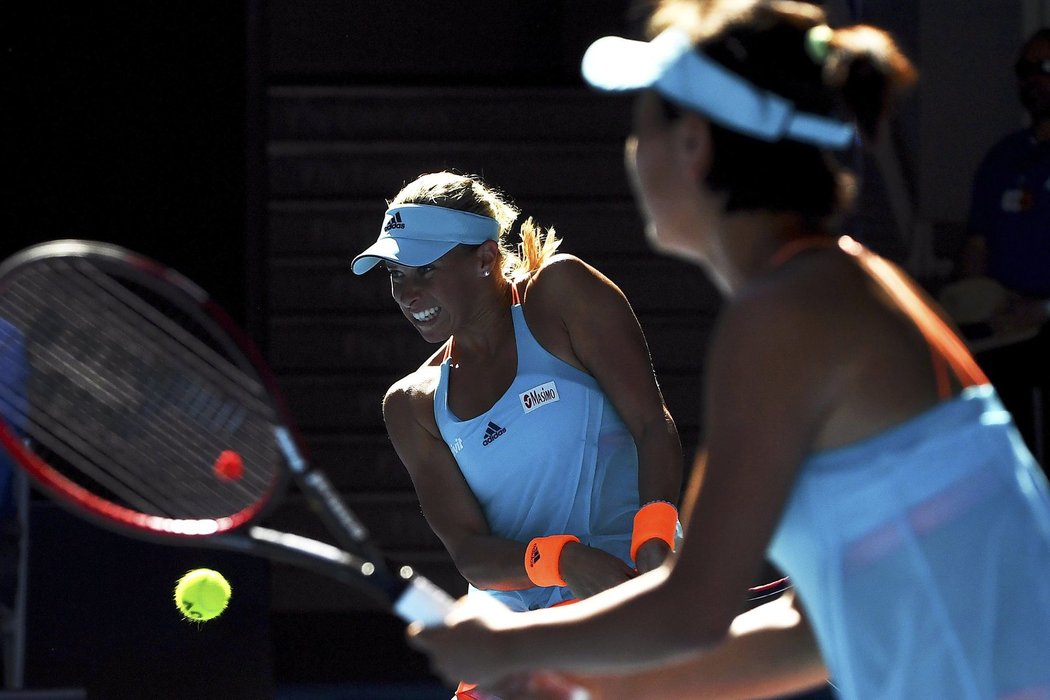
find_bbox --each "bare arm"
[383,375,534,591]
[528,256,684,570]
[495,592,827,699]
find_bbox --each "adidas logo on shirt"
[383,211,405,232]
[482,421,507,446]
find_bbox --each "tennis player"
[408,2,1050,698]
[352,171,684,698]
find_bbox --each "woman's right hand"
[558,542,637,598]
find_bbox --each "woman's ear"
[678,112,713,181]
[476,240,501,277]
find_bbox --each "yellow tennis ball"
[174,568,231,622]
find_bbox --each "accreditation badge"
[1001,188,1033,212]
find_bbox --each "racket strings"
[0,258,280,520]
[0,273,267,518]
[53,262,275,506]
[67,258,270,408]
[4,268,275,517]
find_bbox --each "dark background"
[5,2,1043,699]
[5,3,639,698]
[6,2,250,317]
[6,4,259,697]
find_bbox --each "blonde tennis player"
[353,171,684,699]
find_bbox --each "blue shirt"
[769,386,1050,698]
[434,303,640,611]
[968,129,1050,297]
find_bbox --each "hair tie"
[805,24,834,64]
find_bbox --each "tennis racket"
[0,239,453,624]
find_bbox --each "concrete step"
[293,428,702,496]
[268,86,631,143]
[268,556,465,613]
[278,371,704,435]
[267,256,720,315]
[264,492,463,612]
[267,199,653,258]
[267,140,630,200]
[265,491,443,553]
[293,432,413,492]
[268,313,716,375]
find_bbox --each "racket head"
[0,239,290,540]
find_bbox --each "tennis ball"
[174,568,231,622]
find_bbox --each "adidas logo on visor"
[383,211,405,232]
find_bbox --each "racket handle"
[397,582,592,700]
[393,573,456,625]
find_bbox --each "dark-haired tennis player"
[410,2,1050,698]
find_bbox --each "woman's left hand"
[633,539,672,574]
[407,597,516,689]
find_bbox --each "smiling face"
[384,244,490,343]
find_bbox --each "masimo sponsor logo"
[519,381,560,414]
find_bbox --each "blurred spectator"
[943,27,1050,466]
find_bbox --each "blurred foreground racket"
[0,240,785,699]
[0,239,459,623]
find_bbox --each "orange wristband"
[631,501,679,562]
[524,535,580,587]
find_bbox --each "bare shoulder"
[382,365,442,437]
[710,253,873,409]
[723,251,870,347]
[524,253,626,309]
[384,341,447,413]
[709,250,934,450]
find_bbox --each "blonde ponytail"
[502,217,563,282]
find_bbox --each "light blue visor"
[352,204,500,275]
[581,28,855,149]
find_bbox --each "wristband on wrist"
[524,534,580,587]
[631,500,679,562]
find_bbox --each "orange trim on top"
[931,348,951,401]
[848,242,988,390]
[767,235,988,395]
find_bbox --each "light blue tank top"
[434,303,640,611]
[768,387,1050,699]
